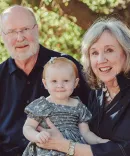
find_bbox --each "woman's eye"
[106,48,113,53]
[91,51,98,56]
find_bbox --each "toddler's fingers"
[41,130,50,138]
[43,131,51,138]
[40,133,50,142]
[36,134,43,144]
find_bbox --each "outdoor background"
[0,0,130,63]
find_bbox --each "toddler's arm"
[23,117,50,143]
[79,122,109,144]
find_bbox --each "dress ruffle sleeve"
[24,96,54,122]
[78,101,92,123]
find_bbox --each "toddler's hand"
[36,130,50,143]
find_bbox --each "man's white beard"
[6,41,39,60]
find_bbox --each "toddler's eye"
[52,80,57,83]
[64,80,69,82]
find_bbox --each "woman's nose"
[97,54,107,63]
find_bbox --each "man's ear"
[74,78,79,88]
[42,79,48,90]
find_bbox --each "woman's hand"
[37,118,63,139]
[36,118,68,152]
[36,118,93,156]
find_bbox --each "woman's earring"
[102,84,112,103]
[98,79,103,88]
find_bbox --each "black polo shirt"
[0,45,90,155]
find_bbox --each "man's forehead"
[3,11,30,20]
[1,11,34,29]
[2,7,34,22]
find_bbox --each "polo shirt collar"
[35,44,47,67]
[8,58,18,74]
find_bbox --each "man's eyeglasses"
[2,24,37,38]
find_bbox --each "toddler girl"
[22,57,109,156]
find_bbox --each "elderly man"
[0,5,90,156]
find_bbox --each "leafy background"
[0,0,130,63]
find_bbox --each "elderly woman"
[37,18,130,156]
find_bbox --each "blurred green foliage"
[58,0,129,14]
[80,0,129,14]
[0,0,129,63]
[0,0,10,12]
[0,1,84,63]
[0,0,11,63]
[35,6,84,60]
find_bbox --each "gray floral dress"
[22,96,92,156]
